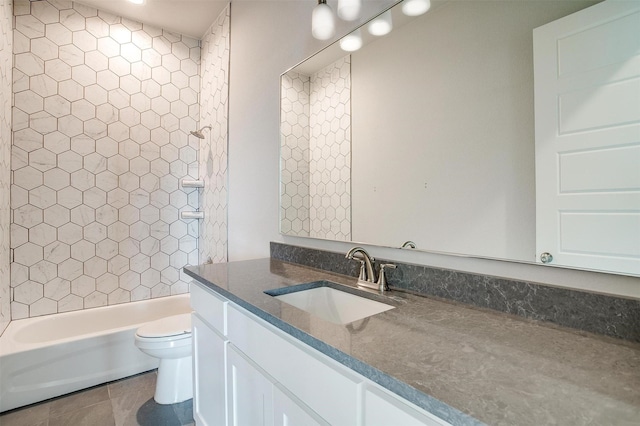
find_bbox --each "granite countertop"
[184,258,640,426]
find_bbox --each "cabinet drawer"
[228,304,361,426]
[190,281,227,335]
[364,384,451,426]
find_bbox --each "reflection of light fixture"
[340,29,363,52]
[368,10,392,36]
[128,0,145,4]
[312,0,336,40]
[402,0,431,16]
[337,0,361,21]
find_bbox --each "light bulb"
[368,11,392,36]
[401,0,431,16]
[340,29,363,52]
[337,0,361,21]
[312,0,336,40]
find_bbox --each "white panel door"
[534,0,640,275]
[227,345,274,426]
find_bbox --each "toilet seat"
[136,313,192,339]
[135,333,192,344]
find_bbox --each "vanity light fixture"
[402,0,431,16]
[127,0,145,5]
[337,0,361,21]
[312,0,336,40]
[368,10,393,36]
[339,29,363,51]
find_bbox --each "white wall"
[227,1,640,299]
[228,0,393,261]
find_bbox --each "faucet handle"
[356,259,367,281]
[377,263,396,292]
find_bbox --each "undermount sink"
[265,281,394,325]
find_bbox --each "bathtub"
[0,294,191,412]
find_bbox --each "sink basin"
[265,282,394,325]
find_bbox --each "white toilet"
[134,313,193,404]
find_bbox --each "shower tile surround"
[281,56,351,240]
[270,242,640,342]
[198,5,229,265]
[10,0,204,318]
[0,0,12,335]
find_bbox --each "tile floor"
[0,370,194,426]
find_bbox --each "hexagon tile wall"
[309,57,351,241]
[199,5,229,265]
[280,71,311,237]
[0,0,13,335]
[281,56,351,241]
[10,0,201,318]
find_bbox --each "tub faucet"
[345,247,378,291]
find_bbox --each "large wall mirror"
[280,0,640,277]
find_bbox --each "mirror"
[280,0,637,276]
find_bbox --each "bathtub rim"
[0,293,191,356]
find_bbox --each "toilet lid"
[137,313,192,338]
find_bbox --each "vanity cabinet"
[191,284,228,426]
[190,280,450,426]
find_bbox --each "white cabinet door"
[364,386,451,426]
[534,0,640,275]
[192,313,227,426]
[227,345,274,426]
[273,386,328,426]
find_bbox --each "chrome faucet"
[345,247,378,291]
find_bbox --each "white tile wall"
[280,56,351,241]
[309,56,351,240]
[0,0,12,335]
[10,0,200,318]
[281,71,310,237]
[198,5,229,264]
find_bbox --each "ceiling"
[74,0,231,39]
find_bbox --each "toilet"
[134,313,193,404]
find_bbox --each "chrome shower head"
[190,125,212,139]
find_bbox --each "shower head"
[190,125,212,139]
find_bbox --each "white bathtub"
[0,294,191,412]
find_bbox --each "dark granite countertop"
[184,259,640,426]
